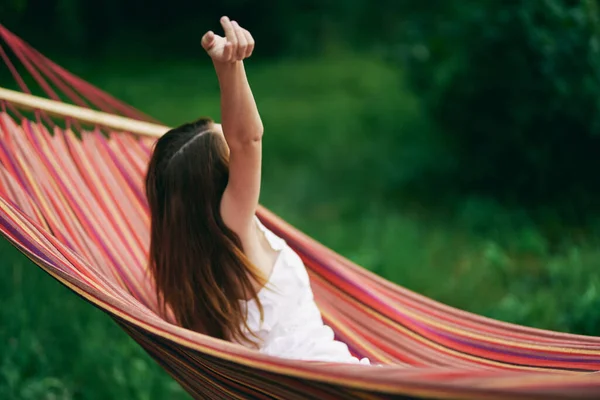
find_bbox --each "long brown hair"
[145,118,264,344]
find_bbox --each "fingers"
[231,21,247,60]
[201,31,215,51]
[218,16,254,62]
[242,29,254,58]
[222,42,234,62]
[220,16,237,55]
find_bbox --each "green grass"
[1,53,599,399]
[0,237,186,400]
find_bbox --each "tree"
[401,0,600,210]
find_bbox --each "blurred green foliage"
[2,55,600,400]
[399,0,600,210]
[0,238,186,400]
[1,1,600,399]
[4,1,600,209]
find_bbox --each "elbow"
[228,126,263,150]
[237,124,264,143]
[249,119,264,141]
[249,126,263,142]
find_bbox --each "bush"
[400,0,600,210]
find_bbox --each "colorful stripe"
[0,24,600,399]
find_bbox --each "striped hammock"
[0,25,599,399]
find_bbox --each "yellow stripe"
[13,252,547,400]
[313,274,582,373]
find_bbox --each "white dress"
[238,217,370,364]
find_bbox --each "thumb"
[201,31,215,50]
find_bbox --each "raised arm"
[201,17,262,236]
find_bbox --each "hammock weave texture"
[0,25,599,399]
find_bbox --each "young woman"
[146,17,369,364]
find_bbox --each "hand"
[201,17,255,63]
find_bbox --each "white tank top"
[238,217,370,364]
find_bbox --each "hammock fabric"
[0,25,599,400]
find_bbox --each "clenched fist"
[201,17,255,63]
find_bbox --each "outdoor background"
[1,0,600,399]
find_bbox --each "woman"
[146,17,369,364]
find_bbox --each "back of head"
[145,118,263,344]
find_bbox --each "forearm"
[214,61,263,144]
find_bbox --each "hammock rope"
[0,25,599,399]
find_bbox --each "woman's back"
[240,218,370,364]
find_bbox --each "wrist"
[213,60,244,79]
[212,59,242,70]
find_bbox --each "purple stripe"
[97,133,148,208]
[0,132,31,195]
[21,122,143,301]
[0,209,53,264]
[418,322,600,366]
